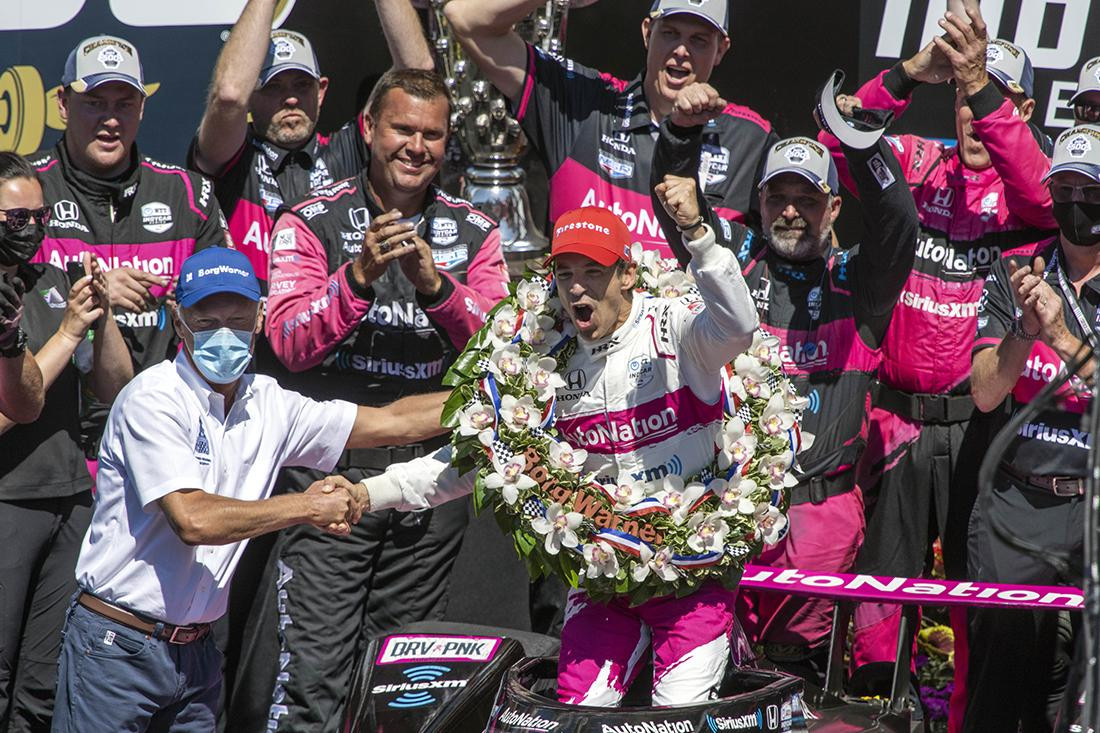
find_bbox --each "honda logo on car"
[377,634,500,664]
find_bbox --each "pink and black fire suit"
[365,222,759,706]
[818,64,1055,675]
[652,120,918,679]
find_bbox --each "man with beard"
[190,0,433,285]
[966,124,1100,732]
[259,68,508,732]
[651,84,918,685]
[816,8,1057,704]
[440,0,775,256]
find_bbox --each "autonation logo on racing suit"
[600,721,694,733]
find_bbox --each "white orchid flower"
[712,476,758,516]
[526,355,566,401]
[762,451,798,489]
[483,454,536,505]
[632,544,679,582]
[499,394,540,431]
[759,392,796,436]
[687,512,730,554]
[656,270,692,299]
[530,503,583,555]
[749,331,783,368]
[488,344,525,379]
[608,479,645,510]
[582,540,620,579]
[733,353,773,400]
[458,402,496,437]
[519,312,561,352]
[516,280,549,313]
[489,305,519,344]
[718,418,758,469]
[785,390,810,412]
[754,502,789,545]
[653,475,707,525]
[796,430,816,453]
[547,440,588,474]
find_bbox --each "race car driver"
[439,0,775,257]
[259,67,509,730]
[653,84,919,684]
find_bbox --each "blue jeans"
[51,600,222,732]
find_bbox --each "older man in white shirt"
[51,247,448,733]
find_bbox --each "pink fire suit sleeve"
[264,213,373,372]
[967,83,1057,230]
[422,226,509,350]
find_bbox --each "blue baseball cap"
[177,248,261,308]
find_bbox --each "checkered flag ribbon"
[726,544,751,560]
[522,496,546,520]
[735,402,754,424]
[698,466,716,485]
[476,357,492,373]
[491,437,514,461]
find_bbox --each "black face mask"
[0,224,44,267]
[1053,201,1100,247]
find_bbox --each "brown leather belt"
[999,462,1086,497]
[77,593,211,645]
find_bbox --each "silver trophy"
[429,0,596,259]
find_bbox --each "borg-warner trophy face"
[427,0,599,257]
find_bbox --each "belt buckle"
[168,626,197,645]
[918,394,945,423]
[1052,478,1084,497]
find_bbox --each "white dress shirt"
[76,353,356,625]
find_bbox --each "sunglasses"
[1050,183,1100,205]
[0,207,51,233]
[1075,102,1100,124]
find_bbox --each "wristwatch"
[0,328,28,358]
[1010,319,1039,341]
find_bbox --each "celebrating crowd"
[1,0,1099,731]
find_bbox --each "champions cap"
[177,248,262,308]
[259,30,321,87]
[760,137,839,195]
[985,39,1034,98]
[549,207,632,267]
[62,35,146,96]
[649,0,728,36]
[1071,56,1100,104]
[1042,125,1100,184]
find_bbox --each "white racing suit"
[366,226,758,705]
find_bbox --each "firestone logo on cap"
[554,220,611,238]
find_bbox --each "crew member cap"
[62,35,147,96]
[1042,125,1100,184]
[549,207,633,267]
[760,137,839,195]
[177,248,262,308]
[259,30,321,87]
[1071,56,1100,104]
[649,0,728,36]
[986,38,1034,98]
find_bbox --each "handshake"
[302,475,371,536]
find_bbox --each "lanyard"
[1047,249,1100,342]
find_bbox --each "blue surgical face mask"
[179,317,255,385]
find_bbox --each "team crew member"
[30,35,226,455]
[261,68,508,731]
[190,0,433,282]
[653,86,918,682]
[0,153,131,732]
[348,195,759,706]
[817,9,1056,686]
[966,125,1100,732]
[1072,56,1100,125]
[441,0,775,257]
[49,248,450,733]
[0,272,44,424]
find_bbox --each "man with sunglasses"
[817,8,1057,700]
[1072,56,1100,126]
[28,35,226,461]
[966,123,1100,732]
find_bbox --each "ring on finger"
[379,242,391,254]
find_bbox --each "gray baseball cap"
[1043,125,1100,183]
[1071,56,1100,104]
[985,38,1034,98]
[760,137,839,195]
[259,30,321,87]
[61,35,146,96]
[649,0,728,36]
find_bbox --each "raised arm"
[346,392,449,449]
[377,0,434,71]
[193,0,278,175]
[0,273,42,423]
[442,0,542,102]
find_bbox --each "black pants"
[964,475,1082,733]
[234,465,468,733]
[0,491,92,733]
